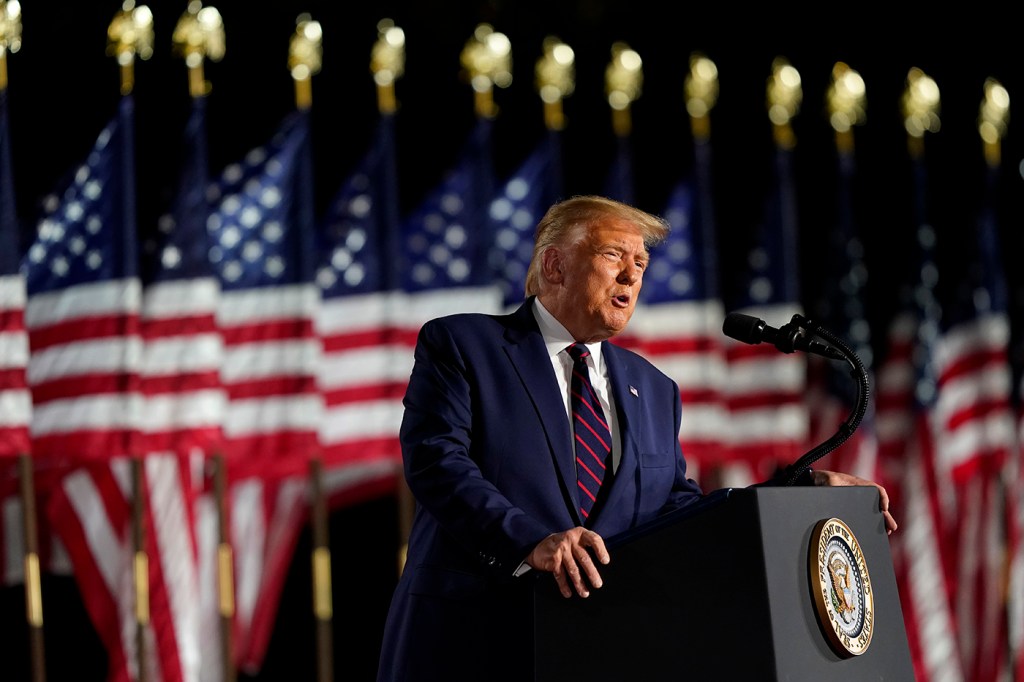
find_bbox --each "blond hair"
[523,195,670,297]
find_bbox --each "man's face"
[548,219,648,342]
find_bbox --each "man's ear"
[540,247,564,284]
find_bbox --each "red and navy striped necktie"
[567,343,612,524]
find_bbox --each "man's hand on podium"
[811,470,898,535]
[527,527,611,599]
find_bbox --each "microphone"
[722,312,844,360]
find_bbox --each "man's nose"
[618,262,640,284]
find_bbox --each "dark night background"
[3,1,1024,679]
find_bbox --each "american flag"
[205,108,322,672]
[399,116,502,315]
[931,156,1015,682]
[720,141,807,485]
[139,94,222,682]
[615,130,727,480]
[489,129,564,310]
[0,83,41,588]
[402,118,495,291]
[23,96,142,463]
[314,112,411,500]
[23,94,146,682]
[874,146,962,681]
[1011,368,1024,680]
[0,87,28,462]
[804,135,879,482]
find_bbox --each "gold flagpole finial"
[460,23,512,119]
[0,0,22,91]
[978,77,1009,167]
[535,36,574,131]
[370,18,405,115]
[901,67,940,158]
[107,0,154,95]
[766,56,801,149]
[172,2,224,98]
[605,41,642,137]
[685,52,718,141]
[289,13,322,110]
[826,62,866,154]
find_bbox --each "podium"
[533,486,914,681]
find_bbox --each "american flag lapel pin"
[629,385,639,397]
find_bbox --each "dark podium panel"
[534,486,914,681]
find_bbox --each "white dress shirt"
[532,298,622,474]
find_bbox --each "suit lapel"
[601,341,642,517]
[503,301,581,522]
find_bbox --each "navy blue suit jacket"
[377,298,705,681]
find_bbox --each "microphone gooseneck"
[721,312,870,486]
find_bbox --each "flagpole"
[605,41,640,139]
[172,6,232,682]
[604,41,640,204]
[371,19,403,117]
[976,75,1013,678]
[901,66,940,163]
[2,7,44,681]
[287,16,335,682]
[536,35,573,133]
[370,19,414,577]
[108,5,153,682]
[685,52,717,144]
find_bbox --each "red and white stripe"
[1008,396,1024,681]
[317,287,501,474]
[135,275,225,682]
[0,273,30,458]
[214,281,322,672]
[875,310,964,681]
[720,302,808,487]
[933,312,1014,682]
[25,278,143,462]
[615,298,728,481]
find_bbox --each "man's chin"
[602,314,632,337]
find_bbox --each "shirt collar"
[532,298,604,372]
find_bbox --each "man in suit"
[376,195,896,681]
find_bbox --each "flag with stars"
[142,95,224,459]
[314,111,410,491]
[22,94,146,682]
[721,142,807,483]
[0,87,29,460]
[401,118,495,292]
[206,108,321,481]
[23,94,142,463]
[398,116,502,323]
[488,129,564,309]
[614,132,726,475]
[136,94,223,682]
[206,108,323,672]
[873,146,962,682]
[931,153,1014,682]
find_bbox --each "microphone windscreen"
[722,312,763,345]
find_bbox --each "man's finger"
[552,569,571,598]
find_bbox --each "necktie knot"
[567,343,590,363]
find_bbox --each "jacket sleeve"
[400,318,551,573]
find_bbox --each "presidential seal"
[809,517,873,657]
